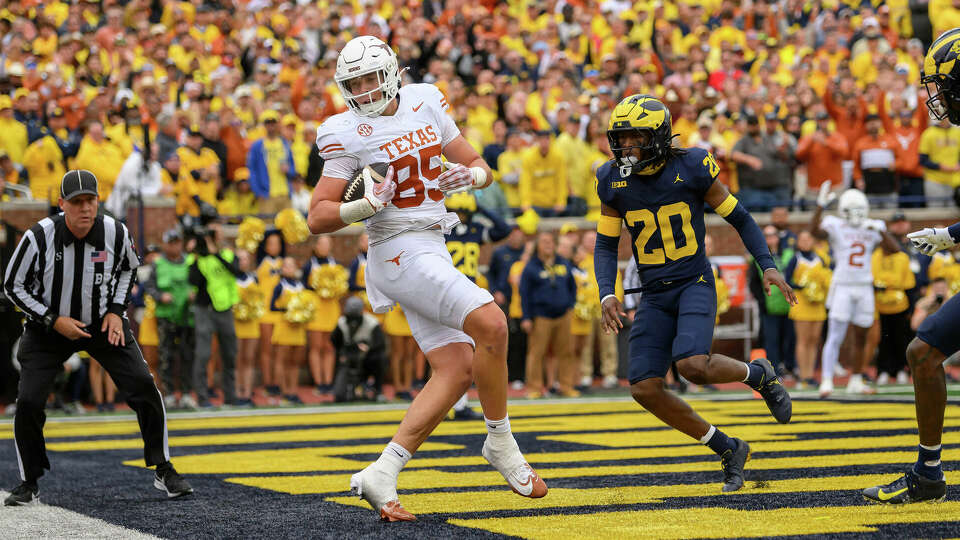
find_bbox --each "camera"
[181,199,220,255]
[935,294,945,305]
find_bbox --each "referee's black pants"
[14,319,169,482]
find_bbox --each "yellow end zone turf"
[448,502,960,539]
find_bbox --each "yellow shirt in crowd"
[872,249,915,315]
[519,144,568,210]
[263,138,289,198]
[919,125,960,187]
[21,135,65,205]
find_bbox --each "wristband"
[339,198,376,224]
[600,294,618,306]
[470,167,488,188]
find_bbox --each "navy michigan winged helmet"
[607,94,677,178]
[922,28,960,124]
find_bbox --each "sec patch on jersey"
[342,162,391,202]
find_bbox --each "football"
[341,162,390,202]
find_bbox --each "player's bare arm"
[810,182,837,239]
[704,179,797,306]
[595,201,626,334]
[307,176,349,234]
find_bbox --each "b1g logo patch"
[94,273,103,285]
[357,123,373,137]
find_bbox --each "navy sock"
[914,444,943,480]
[702,426,737,456]
[744,362,765,387]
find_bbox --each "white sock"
[453,393,468,412]
[484,415,511,437]
[699,425,717,444]
[375,442,411,477]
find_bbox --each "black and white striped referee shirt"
[3,214,140,326]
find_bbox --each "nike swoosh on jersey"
[413,102,424,112]
[877,487,908,501]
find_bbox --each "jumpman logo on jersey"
[674,173,684,183]
[386,251,405,266]
[697,274,707,284]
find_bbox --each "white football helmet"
[838,188,869,227]
[334,36,401,118]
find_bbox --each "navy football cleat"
[750,358,792,424]
[863,469,946,504]
[720,438,751,492]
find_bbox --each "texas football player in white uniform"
[306,36,547,521]
[811,184,900,396]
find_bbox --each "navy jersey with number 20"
[595,147,721,287]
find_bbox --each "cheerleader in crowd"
[256,230,286,396]
[234,250,262,406]
[347,232,369,306]
[271,256,309,404]
[137,247,162,391]
[302,235,347,396]
[786,230,831,390]
[384,303,416,401]
[87,352,116,413]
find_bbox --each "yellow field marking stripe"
[7,399,944,441]
[44,414,936,451]
[541,429,960,449]
[323,471,960,513]
[447,502,960,539]
[120,442,464,473]
[220,449,960,492]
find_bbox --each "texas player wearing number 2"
[594,95,796,493]
[306,35,546,521]
[810,184,900,397]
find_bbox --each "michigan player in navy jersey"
[445,192,512,285]
[593,95,797,492]
[444,192,512,420]
[861,31,960,504]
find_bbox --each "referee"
[2,170,193,506]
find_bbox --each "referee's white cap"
[60,169,99,200]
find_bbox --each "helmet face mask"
[335,36,401,118]
[923,74,960,124]
[923,28,960,125]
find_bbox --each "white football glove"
[863,218,886,232]
[437,163,488,194]
[817,182,837,209]
[907,227,956,255]
[437,163,473,193]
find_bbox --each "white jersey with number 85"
[315,83,460,243]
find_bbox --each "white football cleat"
[845,375,875,395]
[876,372,890,385]
[482,436,547,498]
[896,371,910,385]
[349,464,415,521]
[602,375,620,389]
[818,379,834,398]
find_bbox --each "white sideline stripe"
[0,493,161,539]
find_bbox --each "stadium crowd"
[3,0,960,412]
